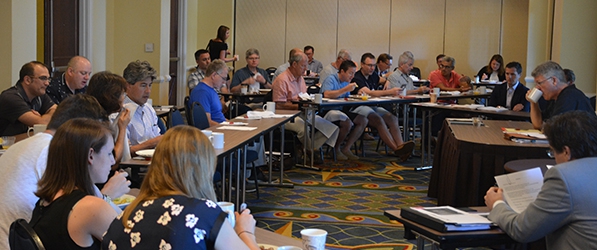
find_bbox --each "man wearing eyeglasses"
[527,61,593,129]
[46,56,92,104]
[190,59,230,126]
[0,61,57,136]
[230,48,271,94]
[374,53,393,87]
[428,56,467,91]
[485,111,597,249]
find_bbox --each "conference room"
[2,0,597,249]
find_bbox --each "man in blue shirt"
[320,60,367,160]
[190,59,228,126]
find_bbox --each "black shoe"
[231,181,257,193]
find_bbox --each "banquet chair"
[190,102,210,130]
[157,117,167,134]
[9,218,45,250]
[184,96,193,126]
[167,108,185,128]
[265,67,277,82]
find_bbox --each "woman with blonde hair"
[102,126,260,249]
[31,118,118,249]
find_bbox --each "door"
[168,0,179,105]
[44,0,79,76]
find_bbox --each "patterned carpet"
[247,144,438,250]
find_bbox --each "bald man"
[46,55,92,104]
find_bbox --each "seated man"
[230,48,272,93]
[304,45,323,75]
[320,60,368,160]
[122,60,162,154]
[0,94,130,250]
[0,61,57,136]
[428,56,467,92]
[45,56,92,104]
[374,53,393,87]
[351,53,415,160]
[528,61,594,129]
[190,59,229,126]
[485,110,597,249]
[273,48,302,81]
[386,52,429,95]
[488,61,529,112]
[320,49,351,85]
[188,49,229,114]
[272,51,340,152]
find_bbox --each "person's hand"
[255,74,266,84]
[234,209,256,235]
[243,77,256,85]
[117,108,131,130]
[101,170,131,199]
[459,86,471,92]
[358,87,371,95]
[524,89,533,102]
[481,73,488,80]
[388,87,400,96]
[419,86,429,94]
[344,82,357,92]
[484,187,504,209]
[512,104,524,112]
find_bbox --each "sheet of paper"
[412,206,492,225]
[494,167,544,213]
[216,126,258,131]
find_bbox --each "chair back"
[265,67,277,82]
[9,219,46,250]
[191,102,210,130]
[168,108,185,128]
[157,117,167,134]
[184,96,193,126]
[307,84,321,94]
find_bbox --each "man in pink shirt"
[272,51,340,153]
[428,56,467,91]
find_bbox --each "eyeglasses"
[216,72,228,79]
[439,64,453,69]
[247,57,260,60]
[546,149,555,158]
[31,76,52,82]
[536,77,553,85]
[363,63,376,68]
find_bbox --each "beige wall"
[552,0,597,94]
[234,0,529,81]
[190,0,235,68]
[0,1,12,91]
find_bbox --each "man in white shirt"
[122,60,162,155]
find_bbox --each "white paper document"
[494,167,544,213]
[217,126,258,131]
[412,206,492,225]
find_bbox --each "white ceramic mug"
[528,88,543,103]
[201,130,213,141]
[212,132,224,149]
[433,87,440,94]
[262,101,276,113]
[314,94,323,104]
[240,85,248,94]
[217,202,235,227]
[479,86,487,94]
[27,124,47,137]
[301,228,327,250]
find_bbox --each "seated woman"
[31,118,118,249]
[476,54,505,82]
[102,126,260,249]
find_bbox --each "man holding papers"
[485,111,597,249]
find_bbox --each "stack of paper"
[494,167,544,213]
[401,206,493,232]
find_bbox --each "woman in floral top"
[102,126,260,249]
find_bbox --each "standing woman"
[102,126,260,249]
[476,54,505,82]
[207,25,239,63]
[31,119,118,249]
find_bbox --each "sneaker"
[341,149,359,160]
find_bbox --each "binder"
[400,207,492,232]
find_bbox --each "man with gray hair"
[386,52,429,95]
[190,59,230,126]
[273,48,303,81]
[273,51,340,153]
[528,61,594,129]
[428,56,465,91]
[230,48,271,93]
[319,49,352,85]
[122,60,162,154]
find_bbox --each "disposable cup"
[301,228,327,250]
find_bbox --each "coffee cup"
[201,130,212,141]
[472,117,483,127]
[528,88,543,103]
[430,93,438,103]
[278,246,303,250]
[314,94,323,104]
[27,124,47,137]
[301,228,327,250]
[240,85,248,94]
[306,69,311,76]
[212,132,224,149]
[262,101,276,113]
[478,86,487,94]
[217,202,235,227]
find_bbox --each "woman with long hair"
[102,126,260,249]
[31,118,118,249]
[476,54,505,82]
[207,25,239,63]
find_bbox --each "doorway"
[43,0,79,76]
